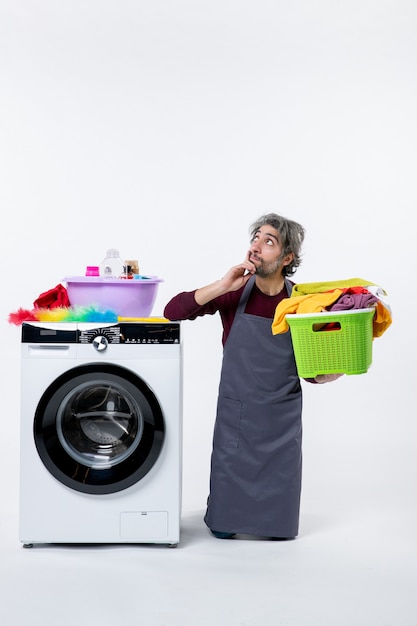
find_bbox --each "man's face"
[248,225,288,278]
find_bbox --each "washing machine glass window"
[34,364,165,495]
[56,380,144,468]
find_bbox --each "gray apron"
[204,276,302,537]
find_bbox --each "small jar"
[120,265,134,279]
[125,259,139,275]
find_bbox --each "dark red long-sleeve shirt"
[164,281,317,383]
[164,282,293,346]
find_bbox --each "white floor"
[2,340,415,625]
[1,493,416,626]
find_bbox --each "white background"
[1,0,416,561]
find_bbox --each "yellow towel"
[291,278,378,297]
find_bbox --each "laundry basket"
[285,308,375,377]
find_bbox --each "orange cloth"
[372,301,392,337]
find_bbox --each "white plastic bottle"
[100,249,126,278]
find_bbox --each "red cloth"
[33,284,70,309]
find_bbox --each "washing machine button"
[92,335,108,352]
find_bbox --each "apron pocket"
[214,396,242,448]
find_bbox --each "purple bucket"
[64,276,163,317]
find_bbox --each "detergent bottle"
[100,249,126,278]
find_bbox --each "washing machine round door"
[33,364,165,494]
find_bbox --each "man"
[164,213,340,540]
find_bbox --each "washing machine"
[19,320,182,547]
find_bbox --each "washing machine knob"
[92,335,108,352]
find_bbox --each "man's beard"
[254,254,286,278]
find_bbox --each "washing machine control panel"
[79,323,181,345]
[80,326,121,346]
[22,322,181,345]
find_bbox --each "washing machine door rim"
[33,363,165,495]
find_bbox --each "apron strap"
[284,277,293,297]
[236,275,293,315]
[236,275,256,314]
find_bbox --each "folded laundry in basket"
[272,284,392,337]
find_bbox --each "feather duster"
[8,306,118,325]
